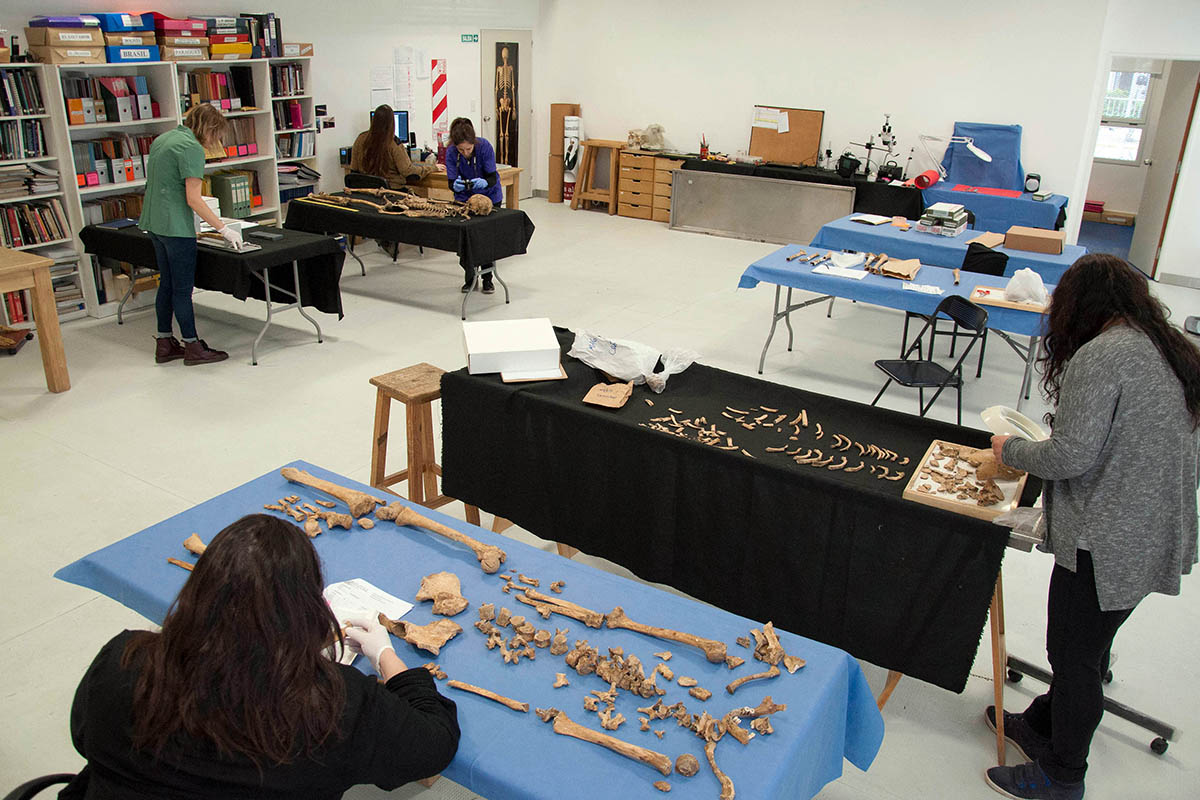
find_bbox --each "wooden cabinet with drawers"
[618,149,683,223]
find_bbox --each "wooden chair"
[569,139,625,214]
[369,363,480,525]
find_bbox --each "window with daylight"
[1094,70,1152,163]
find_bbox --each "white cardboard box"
[463,318,559,375]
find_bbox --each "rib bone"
[725,665,781,695]
[446,679,528,712]
[605,607,727,663]
[279,467,379,517]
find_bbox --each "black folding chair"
[3,774,76,800]
[873,294,989,425]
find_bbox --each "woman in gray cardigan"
[986,254,1200,800]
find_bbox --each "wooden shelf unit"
[617,150,682,223]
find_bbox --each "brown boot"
[183,339,228,366]
[155,336,185,364]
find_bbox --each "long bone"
[605,606,727,663]
[279,467,380,517]
[377,501,506,573]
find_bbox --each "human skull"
[466,195,494,216]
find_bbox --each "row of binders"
[272,99,306,131]
[180,66,255,114]
[203,169,261,218]
[71,133,156,187]
[0,198,69,249]
[0,119,48,160]
[61,74,159,125]
[269,63,305,97]
[81,192,144,226]
[0,68,46,116]
[276,130,316,159]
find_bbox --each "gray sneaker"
[985,706,1051,764]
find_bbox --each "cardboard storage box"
[1081,211,1103,223]
[159,45,210,61]
[1005,225,1065,255]
[105,45,159,63]
[463,318,560,376]
[25,26,104,46]
[104,31,156,46]
[0,46,9,63]
[92,13,152,32]
[30,45,105,64]
[281,42,314,57]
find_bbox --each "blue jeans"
[148,233,198,340]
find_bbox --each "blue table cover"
[739,246,1049,338]
[810,215,1085,284]
[56,461,884,800]
[921,186,1067,233]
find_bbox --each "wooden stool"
[570,138,625,215]
[369,363,480,525]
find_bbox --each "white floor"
[2,199,1198,800]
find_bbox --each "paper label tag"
[60,32,94,42]
[119,48,150,59]
[66,50,93,57]
[582,382,633,408]
[121,14,140,26]
[118,36,143,45]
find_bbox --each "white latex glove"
[343,615,395,674]
[218,225,243,250]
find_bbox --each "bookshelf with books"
[269,57,317,203]
[0,64,84,327]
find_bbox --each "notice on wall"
[777,111,789,134]
[752,106,781,130]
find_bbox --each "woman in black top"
[64,514,459,799]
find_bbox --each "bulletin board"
[748,105,825,167]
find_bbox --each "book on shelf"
[221,117,259,158]
[0,68,47,116]
[72,133,156,187]
[4,288,31,324]
[0,120,47,161]
[274,130,315,159]
[180,68,250,114]
[269,62,304,97]
[0,163,59,198]
[272,99,306,130]
[240,13,282,58]
[62,73,155,125]
[0,198,69,248]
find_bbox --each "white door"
[480,28,533,200]
[1129,62,1200,277]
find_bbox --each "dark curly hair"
[1040,253,1200,426]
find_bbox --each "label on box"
[117,48,151,59]
[582,382,634,408]
[66,49,92,57]
[58,32,95,42]
[116,35,144,45]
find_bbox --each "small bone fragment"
[319,510,353,530]
[167,557,193,572]
[598,707,626,730]
[675,753,700,777]
[280,468,379,517]
[844,462,866,473]
[357,517,375,530]
[655,662,674,681]
[533,629,552,648]
[523,645,536,660]
[263,503,285,512]
[782,654,807,673]
[301,503,319,514]
[726,656,745,670]
[827,457,848,470]
[654,651,672,661]
[736,636,752,648]
[183,533,206,556]
[605,607,727,663]
[550,628,570,655]
[653,780,671,792]
[415,571,469,616]
[496,607,512,627]
[536,706,559,722]
[640,716,651,731]
[475,619,497,636]
[304,517,322,537]
[655,730,665,739]
[479,603,496,622]
[378,614,462,656]
[645,399,654,406]
[543,711,672,776]
[284,495,300,504]
[722,711,755,745]
[446,679,529,713]
[517,573,540,587]
[314,499,336,508]
[509,615,526,629]
[499,573,512,580]
[377,502,506,573]
[421,663,447,680]
[705,741,734,800]
[751,622,786,666]
[554,673,570,688]
[583,696,599,712]
[751,717,774,735]
[677,676,698,688]
[517,589,604,627]
[279,500,306,522]
[726,665,781,695]
[550,581,565,593]
[815,422,824,439]
[688,687,712,701]
[516,620,536,638]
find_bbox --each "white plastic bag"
[1005,268,1049,306]
[568,331,698,394]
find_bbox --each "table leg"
[291,261,323,343]
[608,148,619,215]
[784,288,795,352]
[252,265,273,366]
[419,402,439,501]
[488,264,511,305]
[1017,335,1038,413]
[370,390,391,488]
[460,266,480,321]
[492,516,514,533]
[508,174,519,210]
[30,266,70,392]
[990,572,1007,765]
[342,235,366,277]
[876,670,903,710]
[757,285,783,375]
[556,542,580,559]
[406,400,427,505]
[464,505,482,526]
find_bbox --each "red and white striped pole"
[431,58,448,163]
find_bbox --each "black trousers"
[1023,550,1134,783]
[464,262,494,284]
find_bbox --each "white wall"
[0,0,538,189]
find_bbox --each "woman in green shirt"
[139,104,242,365]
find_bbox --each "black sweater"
[64,631,460,799]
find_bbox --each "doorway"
[480,28,533,200]
[1080,58,1199,279]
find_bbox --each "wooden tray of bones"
[902,439,1028,521]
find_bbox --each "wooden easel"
[570,139,625,214]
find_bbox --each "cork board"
[748,105,825,167]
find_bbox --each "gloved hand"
[470,177,488,191]
[218,225,243,250]
[343,615,395,674]
[452,177,467,192]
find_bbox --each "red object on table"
[913,169,940,189]
[952,184,1023,198]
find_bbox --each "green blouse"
[138,125,206,238]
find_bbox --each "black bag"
[961,241,1008,276]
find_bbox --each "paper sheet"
[324,578,413,624]
[752,106,781,130]
[902,282,944,295]
[369,66,393,89]
[777,111,789,134]
[370,87,392,108]
[813,264,869,280]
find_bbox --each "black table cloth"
[441,329,1040,693]
[284,192,535,270]
[79,225,345,317]
[681,158,925,219]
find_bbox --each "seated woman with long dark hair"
[350,104,434,189]
[64,514,459,799]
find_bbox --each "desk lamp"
[918,134,992,179]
